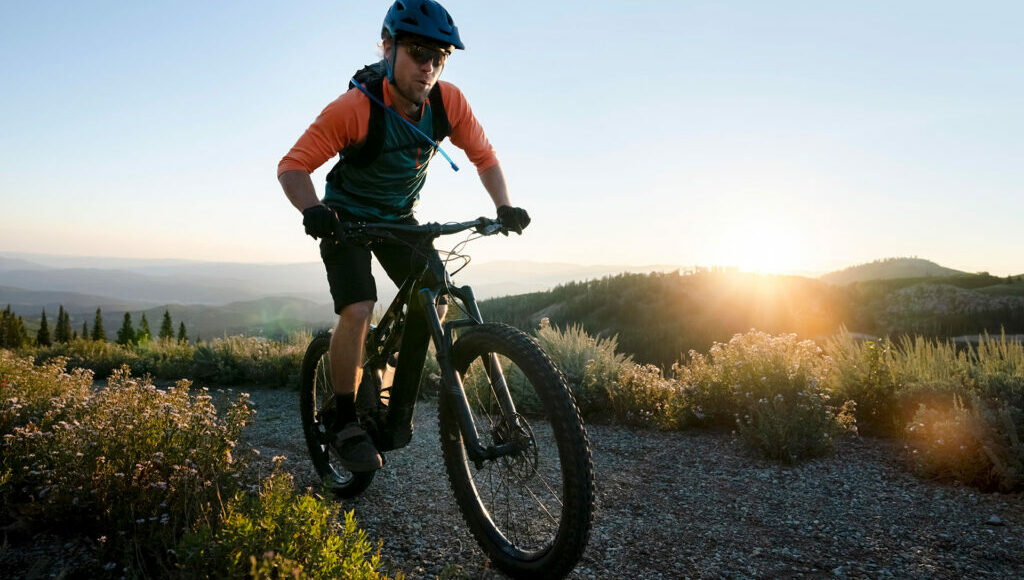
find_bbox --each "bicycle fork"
[417,287,523,468]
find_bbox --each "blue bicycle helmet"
[382,0,464,50]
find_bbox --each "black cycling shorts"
[319,215,444,314]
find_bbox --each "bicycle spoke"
[523,482,559,525]
[443,323,593,575]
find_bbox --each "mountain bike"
[299,217,595,579]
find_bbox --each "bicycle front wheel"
[441,323,595,579]
[299,332,375,498]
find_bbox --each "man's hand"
[302,205,338,239]
[497,205,530,235]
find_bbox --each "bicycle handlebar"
[334,217,506,243]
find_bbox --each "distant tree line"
[0,305,189,350]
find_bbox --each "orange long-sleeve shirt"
[277,79,499,177]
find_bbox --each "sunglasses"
[401,42,450,68]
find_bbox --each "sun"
[708,219,809,274]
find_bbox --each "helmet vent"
[420,3,429,15]
[446,14,453,25]
[395,2,405,10]
[401,17,419,26]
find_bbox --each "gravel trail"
[237,388,1024,580]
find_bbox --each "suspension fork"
[418,287,520,466]
[450,285,519,421]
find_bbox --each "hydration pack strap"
[350,78,460,172]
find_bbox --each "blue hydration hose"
[350,78,460,172]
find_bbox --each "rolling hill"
[821,257,966,285]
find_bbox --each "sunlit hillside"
[479,271,847,366]
[480,269,1024,366]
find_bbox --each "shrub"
[533,319,632,418]
[826,331,901,436]
[907,394,1024,491]
[179,461,392,579]
[606,364,683,429]
[1,352,392,577]
[738,390,856,464]
[675,330,855,463]
[1,362,253,575]
[192,335,305,386]
[29,333,308,386]
[31,338,136,378]
[0,351,93,439]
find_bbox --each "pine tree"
[36,309,51,346]
[177,321,188,343]
[159,309,174,340]
[138,313,152,344]
[0,305,29,349]
[116,313,136,346]
[54,305,73,343]
[92,308,106,342]
[82,321,89,339]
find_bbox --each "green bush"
[826,331,901,436]
[192,335,306,386]
[31,338,136,378]
[606,364,683,429]
[0,351,394,577]
[827,331,1024,490]
[0,351,93,438]
[533,319,632,418]
[1,363,253,575]
[907,394,1023,491]
[179,461,392,579]
[28,334,308,386]
[676,331,856,463]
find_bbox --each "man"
[277,0,529,473]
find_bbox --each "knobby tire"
[299,332,375,498]
[440,323,595,579]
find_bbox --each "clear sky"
[2,1,1022,275]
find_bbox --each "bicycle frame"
[357,223,522,466]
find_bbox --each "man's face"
[387,38,451,106]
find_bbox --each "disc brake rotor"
[493,413,539,483]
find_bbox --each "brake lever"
[475,217,507,236]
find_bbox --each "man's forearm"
[479,164,511,209]
[279,170,322,213]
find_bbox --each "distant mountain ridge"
[0,252,684,307]
[821,257,966,285]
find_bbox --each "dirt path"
[237,388,1024,579]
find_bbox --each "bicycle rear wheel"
[441,323,595,579]
[299,332,375,498]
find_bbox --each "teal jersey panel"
[324,104,437,221]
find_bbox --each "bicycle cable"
[359,223,479,322]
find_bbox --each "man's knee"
[339,300,375,326]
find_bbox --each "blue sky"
[2,1,1022,275]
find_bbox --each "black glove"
[497,205,531,235]
[302,205,338,239]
